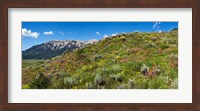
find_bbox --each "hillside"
[22,39,98,59]
[22,30,178,89]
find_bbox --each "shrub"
[49,77,64,89]
[140,64,149,76]
[94,74,106,88]
[84,58,91,64]
[63,77,78,88]
[128,79,135,88]
[117,83,128,89]
[47,73,71,89]
[134,77,149,89]
[115,55,121,60]
[168,38,177,45]
[129,48,140,53]
[171,78,178,89]
[75,48,84,59]
[120,36,126,42]
[151,37,158,41]
[93,55,102,62]
[147,43,156,48]
[85,82,94,89]
[112,64,121,73]
[170,54,178,61]
[29,73,50,89]
[110,74,123,82]
[76,48,84,54]
[147,76,168,89]
[170,28,178,32]
[160,44,169,49]
[101,67,110,75]
[22,84,30,89]
[38,60,44,64]
[97,60,107,67]
[82,65,94,71]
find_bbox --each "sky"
[22,22,178,50]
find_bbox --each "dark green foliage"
[94,74,106,88]
[160,44,169,49]
[93,55,102,62]
[110,74,123,82]
[29,73,50,89]
[23,48,69,59]
[170,28,178,32]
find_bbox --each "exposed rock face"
[22,39,98,59]
[43,40,85,50]
[83,39,98,45]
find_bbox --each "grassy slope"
[22,31,178,89]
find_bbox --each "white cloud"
[44,31,54,35]
[58,31,64,35]
[22,28,40,38]
[96,32,101,35]
[111,33,117,36]
[153,22,161,29]
[103,34,108,38]
[103,33,118,38]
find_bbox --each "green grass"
[22,31,178,89]
[22,60,45,68]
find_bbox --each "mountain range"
[22,39,98,59]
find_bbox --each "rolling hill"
[22,30,178,89]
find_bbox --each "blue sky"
[22,22,178,50]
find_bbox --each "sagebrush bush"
[94,74,106,88]
[112,64,121,73]
[85,82,94,89]
[141,64,149,75]
[171,78,178,88]
[63,77,78,88]
[93,55,102,62]
[29,73,50,89]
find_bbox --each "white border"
[8,8,192,103]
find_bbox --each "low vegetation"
[22,30,178,89]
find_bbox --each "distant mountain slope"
[22,39,98,59]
